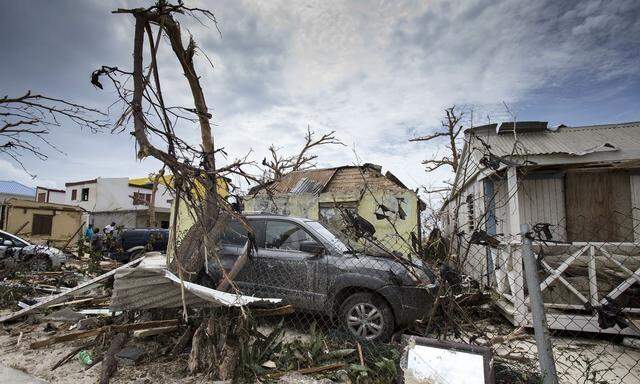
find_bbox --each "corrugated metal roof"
[469,121,640,159]
[269,168,338,194]
[110,255,281,310]
[0,181,35,197]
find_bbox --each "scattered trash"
[77,350,94,366]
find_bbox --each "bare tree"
[0,91,106,175]
[410,106,465,173]
[93,2,259,283]
[261,126,343,181]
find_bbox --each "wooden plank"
[0,257,144,323]
[540,260,589,304]
[30,319,179,349]
[566,171,633,242]
[605,266,640,302]
[539,244,589,292]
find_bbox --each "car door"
[251,219,324,310]
[206,219,263,295]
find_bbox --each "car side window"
[221,220,249,246]
[265,220,317,251]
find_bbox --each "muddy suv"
[206,214,437,342]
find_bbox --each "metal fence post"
[521,223,559,384]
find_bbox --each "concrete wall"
[244,188,422,253]
[3,200,82,246]
[66,177,172,212]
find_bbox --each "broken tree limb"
[217,238,249,291]
[30,319,179,349]
[171,325,194,356]
[51,342,93,371]
[187,322,207,374]
[99,332,126,384]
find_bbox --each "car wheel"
[29,254,52,272]
[340,292,394,342]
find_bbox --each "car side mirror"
[3,240,13,246]
[299,240,324,256]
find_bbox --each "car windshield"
[305,221,350,253]
[4,232,29,247]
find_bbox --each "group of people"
[84,221,118,250]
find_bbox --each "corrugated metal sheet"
[470,122,640,158]
[269,168,338,194]
[110,256,280,310]
[289,177,326,194]
[0,181,35,197]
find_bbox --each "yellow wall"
[244,189,421,254]
[4,203,83,246]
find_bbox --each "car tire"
[29,254,52,272]
[340,291,395,342]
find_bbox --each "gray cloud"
[0,0,638,192]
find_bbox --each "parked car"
[0,229,67,271]
[206,214,437,342]
[109,228,169,262]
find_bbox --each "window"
[32,214,53,236]
[71,189,77,201]
[81,188,89,202]
[466,194,475,231]
[265,220,317,251]
[37,193,46,203]
[221,220,249,246]
[132,192,152,205]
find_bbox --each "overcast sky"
[1,0,639,192]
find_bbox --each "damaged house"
[65,176,173,229]
[441,121,640,335]
[244,164,425,253]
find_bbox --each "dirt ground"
[0,320,210,384]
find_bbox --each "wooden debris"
[30,319,180,349]
[483,326,528,346]
[133,325,179,338]
[187,323,207,373]
[99,332,126,384]
[51,342,93,371]
[357,342,365,367]
[0,257,144,323]
[48,297,96,308]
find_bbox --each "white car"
[0,229,67,271]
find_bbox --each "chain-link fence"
[198,205,640,383]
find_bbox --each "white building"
[442,121,640,336]
[35,186,66,204]
[64,177,173,229]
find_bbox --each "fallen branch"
[133,325,179,338]
[252,305,295,317]
[51,342,93,371]
[171,325,194,356]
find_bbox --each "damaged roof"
[468,121,640,161]
[250,164,412,195]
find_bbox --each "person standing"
[84,224,94,241]
[104,222,116,235]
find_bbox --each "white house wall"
[518,175,567,241]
